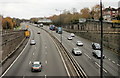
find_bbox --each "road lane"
[43,26,119,76]
[3,24,67,76]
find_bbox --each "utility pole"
[100,0,103,78]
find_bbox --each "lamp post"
[56,9,63,45]
[100,0,103,78]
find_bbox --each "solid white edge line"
[49,33,70,77]
[1,28,32,77]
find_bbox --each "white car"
[30,40,36,45]
[72,48,82,55]
[67,36,72,40]
[76,41,83,46]
[70,33,75,37]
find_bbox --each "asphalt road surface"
[43,25,120,77]
[2,23,67,77]
[2,23,120,77]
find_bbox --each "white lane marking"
[84,53,91,59]
[45,61,47,64]
[117,64,120,66]
[108,58,111,61]
[71,42,75,46]
[63,37,66,39]
[95,62,107,73]
[35,47,36,49]
[33,53,34,55]
[45,46,47,49]
[45,75,47,78]
[29,61,31,64]
[1,28,32,77]
[112,61,115,64]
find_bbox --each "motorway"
[2,23,67,77]
[2,23,120,77]
[43,26,120,77]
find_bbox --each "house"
[103,6,118,21]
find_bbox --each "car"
[70,33,75,37]
[76,41,83,46]
[67,36,72,40]
[37,31,40,34]
[92,50,105,59]
[72,48,82,56]
[31,61,42,72]
[30,40,36,45]
[92,43,101,50]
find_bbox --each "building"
[103,6,118,21]
[38,18,52,24]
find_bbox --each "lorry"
[25,31,30,38]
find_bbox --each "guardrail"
[42,28,88,78]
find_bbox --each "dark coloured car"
[31,61,42,72]
[92,43,101,50]
[92,50,105,59]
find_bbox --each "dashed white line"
[84,53,91,59]
[117,64,120,66]
[45,46,47,49]
[45,61,47,64]
[112,61,115,64]
[108,58,111,61]
[71,42,75,46]
[95,62,107,73]
[33,53,34,55]
[45,75,47,78]
[29,61,31,64]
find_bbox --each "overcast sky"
[0,0,119,19]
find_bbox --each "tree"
[91,4,101,19]
[80,8,90,19]
[2,17,15,29]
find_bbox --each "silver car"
[76,41,83,46]
[30,40,36,45]
[67,36,72,40]
[70,33,75,37]
[72,48,82,56]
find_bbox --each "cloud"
[0,0,119,19]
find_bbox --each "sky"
[0,0,120,19]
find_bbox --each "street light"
[55,9,63,45]
[100,0,103,78]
